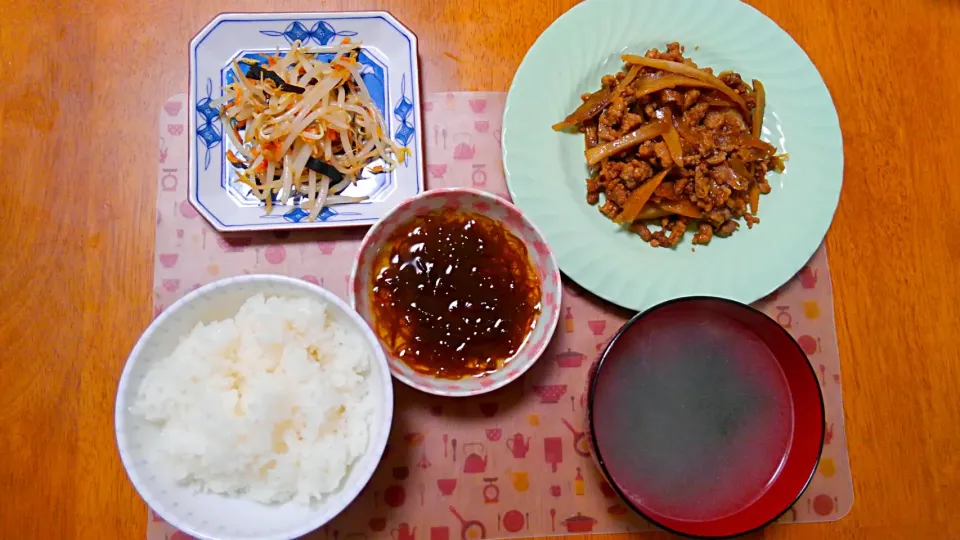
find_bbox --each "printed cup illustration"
[510,471,529,492]
[159,253,179,268]
[469,99,487,113]
[428,164,448,179]
[437,478,457,496]
[164,101,183,116]
[532,385,567,404]
[588,320,607,350]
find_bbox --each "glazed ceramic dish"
[502,0,843,311]
[587,297,825,538]
[350,188,562,397]
[188,12,423,231]
[115,275,393,540]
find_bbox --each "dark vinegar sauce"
[370,210,542,379]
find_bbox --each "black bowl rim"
[586,295,826,539]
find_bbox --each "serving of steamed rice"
[129,293,374,504]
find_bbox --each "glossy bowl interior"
[587,297,824,538]
[350,188,562,397]
[115,275,393,540]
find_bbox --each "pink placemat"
[148,92,852,540]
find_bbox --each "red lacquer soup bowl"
[586,297,825,538]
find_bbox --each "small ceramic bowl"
[350,188,562,397]
[115,275,393,540]
[586,297,824,538]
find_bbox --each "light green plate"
[503,0,843,312]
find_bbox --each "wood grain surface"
[1,0,958,538]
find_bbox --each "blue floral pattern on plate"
[188,12,422,231]
[393,75,415,148]
[259,21,357,45]
[195,79,221,170]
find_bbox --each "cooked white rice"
[129,294,374,504]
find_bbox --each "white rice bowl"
[116,275,393,540]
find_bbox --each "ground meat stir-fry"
[553,42,786,248]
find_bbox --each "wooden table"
[2,0,958,538]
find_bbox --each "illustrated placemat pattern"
[147,92,852,540]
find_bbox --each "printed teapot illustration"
[453,133,476,160]
[506,433,531,458]
[462,443,487,474]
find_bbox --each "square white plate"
[188,12,423,231]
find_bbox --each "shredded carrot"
[265,141,283,161]
[342,37,352,44]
